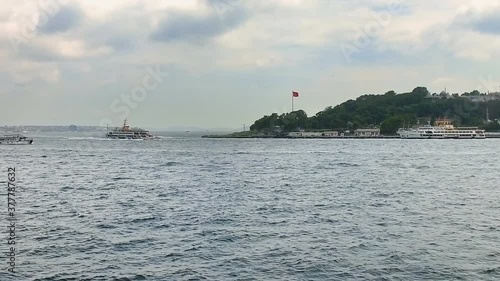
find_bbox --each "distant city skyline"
[0,124,237,132]
[2,0,500,128]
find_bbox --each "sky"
[1,0,500,129]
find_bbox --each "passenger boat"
[397,119,485,139]
[106,119,158,140]
[0,134,34,145]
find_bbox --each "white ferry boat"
[397,119,485,139]
[106,119,158,140]
[0,134,34,145]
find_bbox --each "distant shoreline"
[202,133,500,139]
[202,134,399,139]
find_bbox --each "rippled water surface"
[1,135,500,280]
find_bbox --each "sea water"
[1,135,499,280]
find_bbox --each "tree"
[249,87,494,133]
[380,115,414,134]
[483,121,500,131]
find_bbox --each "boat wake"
[67,137,110,141]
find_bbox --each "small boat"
[0,134,34,145]
[106,119,158,140]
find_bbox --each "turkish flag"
[292,91,299,97]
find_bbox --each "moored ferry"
[106,119,158,140]
[397,119,485,139]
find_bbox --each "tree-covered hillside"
[250,87,500,134]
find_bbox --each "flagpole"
[291,92,294,112]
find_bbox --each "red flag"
[292,91,299,97]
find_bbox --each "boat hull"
[0,139,33,145]
[399,134,486,139]
[398,130,486,139]
[105,120,158,140]
[106,134,159,140]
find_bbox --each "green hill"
[250,87,500,134]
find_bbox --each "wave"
[159,161,181,167]
[336,162,361,167]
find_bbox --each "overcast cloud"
[1,0,500,129]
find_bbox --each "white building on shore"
[288,131,339,138]
[354,128,380,137]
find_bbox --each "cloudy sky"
[1,0,500,129]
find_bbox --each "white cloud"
[1,0,500,127]
[8,60,60,85]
